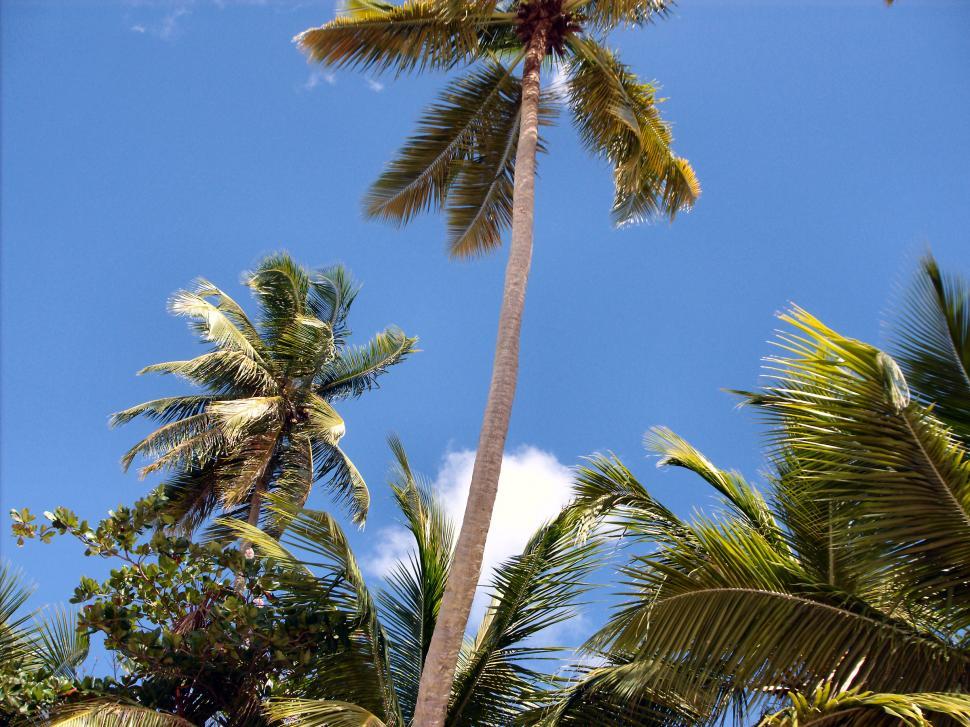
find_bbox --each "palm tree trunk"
[412,23,549,727]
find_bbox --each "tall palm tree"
[223,438,598,727]
[535,255,970,724]
[113,252,416,533]
[296,1,698,718]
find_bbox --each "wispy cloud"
[125,0,318,41]
[303,68,337,90]
[366,77,385,93]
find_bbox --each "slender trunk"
[412,24,548,727]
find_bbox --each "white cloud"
[303,69,336,90]
[130,23,148,33]
[366,78,385,93]
[365,445,576,630]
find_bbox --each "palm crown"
[112,253,416,532]
[296,0,699,257]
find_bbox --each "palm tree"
[113,253,416,533]
[221,437,598,727]
[295,1,698,718]
[535,255,970,724]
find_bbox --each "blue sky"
[2,0,969,657]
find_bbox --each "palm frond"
[295,0,501,76]
[33,605,89,680]
[891,252,970,445]
[48,701,196,727]
[192,277,270,361]
[318,327,417,400]
[759,683,970,727]
[109,395,218,428]
[565,37,698,226]
[309,265,361,345]
[363,60,523,227]
[0,563,35,663]
[378,437,455,720]
[168,289,266,365]
[135,349,277,393]
[119,413,212,472]
[265,698,387,727]
[447,512,600,726]
[646,426,782,546]
[245,252,311,351]
[743,306,970,632]
[311,441,370,525]
[567,0,673,32]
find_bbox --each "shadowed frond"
[447,512,600,726]
[110,395,219,428]
[295,0,503,76]
[0,563,34,663]
[378,437,455,720]
[319,327,417,400]
[364,60,524,227]
[566,37,698,226]
[310,265,362,345]
[891,253,970,445]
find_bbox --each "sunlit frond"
[295,0,501,76]
[33,605,89,680]
[566,37,698,226]
[319,327,417,399]
[568,0,673,32]
[48,701,195,727]
[265,698,388,727]
[109,395,218,428]
[891,252,970,445]
[759,683,970,727]
[136,349,277,393]
[743,306,970,632]
[168,289,265,364]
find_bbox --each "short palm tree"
[223,438,598,727]
[296,1,698,718]
[113,253,416,532]
[536,255,970,724]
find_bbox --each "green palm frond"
[109,395,218,428]
[136,349,278,393]
[295,0,502,76]
[48,701,196,727]
[245,253,312,348]
[0,563,35,663]
[567,0,673,32]
[363,60,523,228]
[192,278,269,360]
[447,512,600,726]
[33,605,89,680]
[378,436,455,720]
[168,288,266,365]
[744,306,970,630]
[309,265,361,345]
[565,37,698,226]
[646,426,782,546]
[759,683,970,727]
[265,698,387,727]
[308,440,369,524]
[891,253,970,444]
[318,327,417,400]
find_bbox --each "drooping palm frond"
[309,266,361,346]
[744,306,970,633]
[758,683,970,727]
[565,37,699,226]
[363,60,524,230]
[295,0,503,76]
[48,701,196,727]
[891,253,970,445]
[265,698,387,727]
